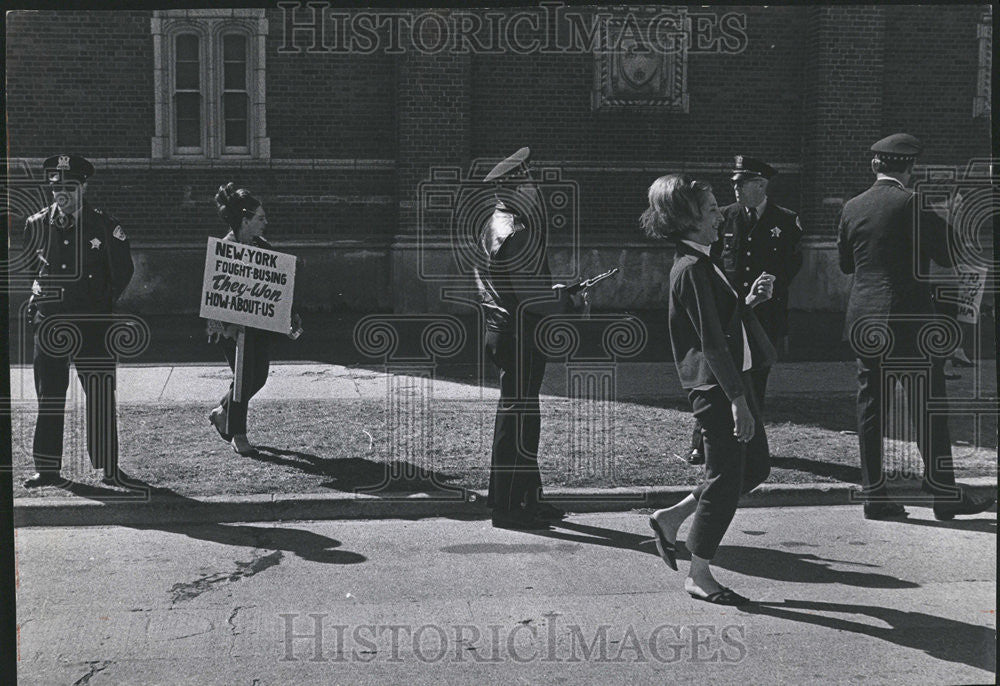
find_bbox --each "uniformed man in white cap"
[473,147,588,530]
[22,154,135,488]
[837,133,995,520]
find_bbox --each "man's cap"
[484,147,531,183]
[43,154,95,183]
[870,133,923,161]
[731,155,777,181]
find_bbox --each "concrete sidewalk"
[14,507,997,685]
[8,359,997,403]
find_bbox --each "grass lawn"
[11,394,996,498]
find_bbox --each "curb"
[12,477,998,527]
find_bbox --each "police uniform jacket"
[473,204,552,335]
[25,201,134,317]
[837,178,952,334]
[713,200,803,340]
[669,242,777,402]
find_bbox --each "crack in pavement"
[169,550,282,604]
[72,660,113,685]
[228,604,257,637]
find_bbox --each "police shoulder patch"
[113,225,127,241]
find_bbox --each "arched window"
[152,10,269,159]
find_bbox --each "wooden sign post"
[199,237,298,402]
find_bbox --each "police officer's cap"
[731,155,776,181]
[870,133,923,162]
[42,154,96,184]
[484,147,531,183]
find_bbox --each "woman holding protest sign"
[207,183,303,456]
[640,174,776,606]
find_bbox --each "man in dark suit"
[473,147,588,530]
[22,154,135,488]
[688,156,803,465]
[837,133,995,520]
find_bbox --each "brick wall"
[799,6,886,236]
[6,11,154,157]
[881,4,991,164]
[5,6,990,314]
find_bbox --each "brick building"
[6,5,992,318]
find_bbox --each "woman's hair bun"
[215,182,259,228]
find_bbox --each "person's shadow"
[62,479,367,566]
[743,599,996,673]
[531,521,919,589]
[253,445,469,500]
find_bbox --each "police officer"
[689,156,803,464]
[473,147,587,530]
[22,154,134,488]
[837,133,995,520]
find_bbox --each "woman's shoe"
[209,407,233,442]
[231,434,257,456]
[688,587,751,606]
[951,350,975,368]
[648,517,678,570]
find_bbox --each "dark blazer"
[712,199,803,341]
[669,241,777,401]
[837,178,952,333]
[24,201,134,316]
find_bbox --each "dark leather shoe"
[532,502,567,521]
[492,509,551,530]
[863,501,908,520]
[23,472,63,488]
[687,447,705,465]
[933,490,997,521]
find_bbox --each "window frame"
[152,10,269,160]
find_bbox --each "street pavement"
[14,506,996,685]
[8,359,997,402]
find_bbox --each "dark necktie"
[747,207,757,228]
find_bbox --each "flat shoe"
[231,435,257,456]
[648,517,678,571]
[533,502,567,521]
[209,408,233,442]
[689,587,751,606]
[863,502,908,520]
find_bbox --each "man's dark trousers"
[486,329,546,513]
[32,318,118,476]
[855,352,957,499]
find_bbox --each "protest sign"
[954,264,988,324]
[199,237,297,334]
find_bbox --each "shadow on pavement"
[63,479,367,565]
[533,521,919,589]
[253,446,468,499]
[897,509,997,534]
[743,599,996,673]
[769,455,862,482]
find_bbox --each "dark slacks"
[685,376,771,560]
[485,329,547,513]
[691,366,769,453]
[32,320,118,475]
[218,329,271,436]
[855,355,957,498]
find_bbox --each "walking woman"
[207,183,302,455]
[641,174,777,605]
